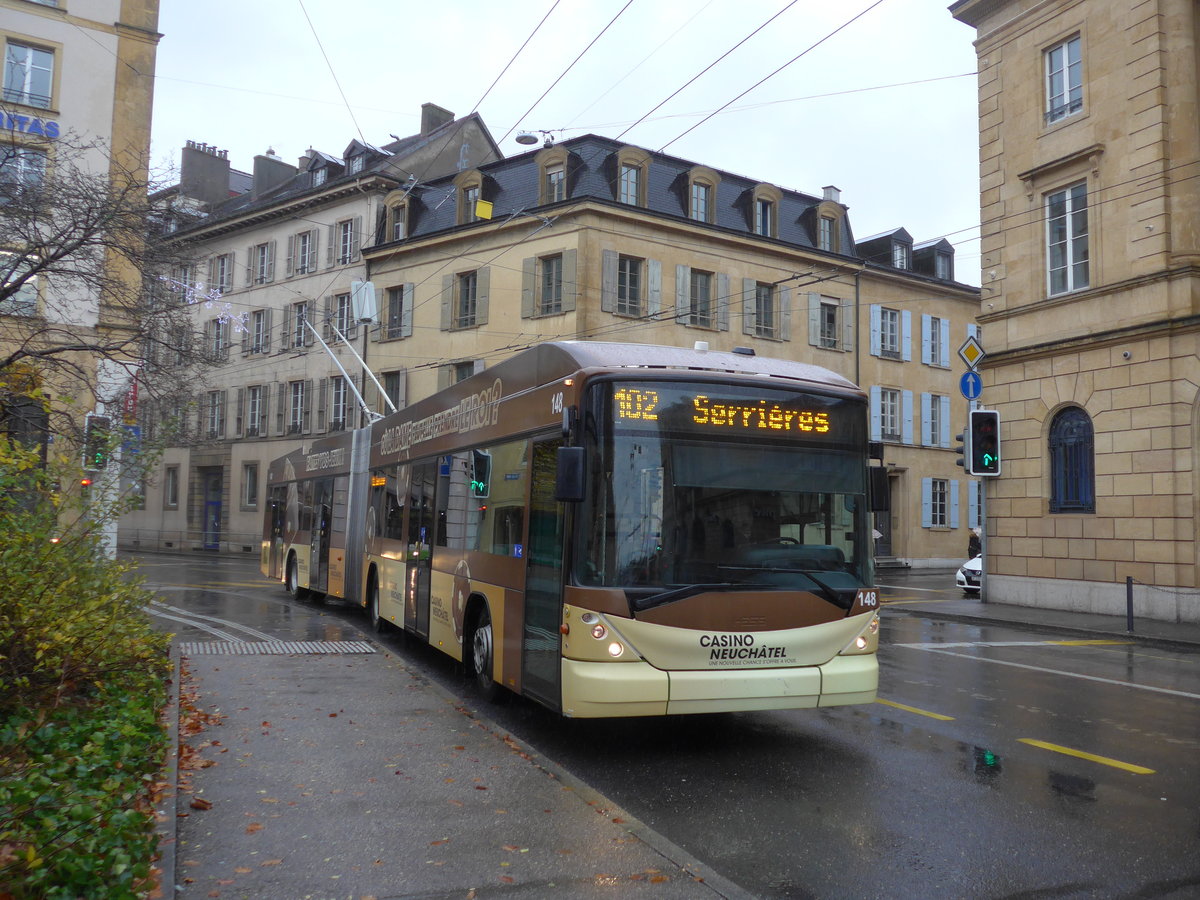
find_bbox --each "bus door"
[267,486,286,578]
[310,478,332,594]
[522,437,565,707]
[405,460,436,639]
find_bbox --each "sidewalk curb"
[155,646,181,899]
[889,605,1200,653]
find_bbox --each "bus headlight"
[607,642,624,658]
[591,623,607,640]
[842,615,880,656]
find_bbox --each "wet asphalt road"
[138,553,1200,899]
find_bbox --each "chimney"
[298,147,317,170]
[421,102,455,136]
[180,140,232,207]
[822,185,842,204]
[252,148,297,198]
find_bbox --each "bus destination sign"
[614,386,834,436]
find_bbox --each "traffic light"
[83,414,111,470]
[954,431,969,470]
[969,409,1001,476]
[470,449,491,498]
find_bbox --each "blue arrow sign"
[960,371,983,401]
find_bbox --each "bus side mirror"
[869,466,890,511]
[555,446,585,502]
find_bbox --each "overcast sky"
[150,0,981,284]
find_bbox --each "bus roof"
[545,341,862,392]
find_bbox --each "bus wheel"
[367,575,384,633]
[285,555,301,598]
[470,605,501,702]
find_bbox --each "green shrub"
[0,439,172,898]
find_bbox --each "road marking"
[1047,640,1132,646]
[881,597,949,605]
[875,698,955,721]
[148,600,277,642]
[895,645,1200,701]
[1018,739,1155,775]
[876,583,949,594]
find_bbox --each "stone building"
[125,127,980,566]
[951,0,1199,620]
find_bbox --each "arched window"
[1049,406,1094,513]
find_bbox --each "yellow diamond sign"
[958,335,986,369]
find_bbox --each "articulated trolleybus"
[263,341,885,717]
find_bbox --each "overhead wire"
[296,0,367,147]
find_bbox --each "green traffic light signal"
[969,409,1000,476]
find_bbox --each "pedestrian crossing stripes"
[177,640,375,656]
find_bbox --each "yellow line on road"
[1018,738,1155,775]
[875,698,955,721]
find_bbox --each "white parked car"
[956,555,981,594]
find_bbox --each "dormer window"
[454,170,486,224]
[348,155,364,174]
[536,146,569,205]
[614,147,650,207]
[892,242,911,270]
[750,183,782,238]
[935,252,952,280]
[312,167,327,187]
[391,203,407,241]
[686,166,720,224]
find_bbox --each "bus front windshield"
[576,380,873,602]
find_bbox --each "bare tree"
[0,134,214,451]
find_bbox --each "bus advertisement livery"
[262,341,884,717]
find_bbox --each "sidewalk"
[157,577,1200,899]
[880,570,1200,650]
[161,643,754,900]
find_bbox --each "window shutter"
[779,287,792,341]
[869,385,881,442]
[438,365,450,391]
[674,265,689,323]
[262,309,272,352]
[807,293,820,347]
[281,305,293,349]
[241,317,251,354]
[316,377,328,432]
[967,322,979,340]
[276,384,286,435]
[322,295,331,340]
[245,246,254,286]
[716,273,729,331]
[285,234,295,277]
[235,388,245,437]
[742,278,756,335]
[950,480,961,530]
[601,250,617,313]
[402,284,414,337]
[902,390,914,445]
[473,359,485,375]
[869,305,881,356]
[441,275,453,330]
[195,393,204,439]
[326,225,336,268]
[202,320,212,358]
[218,390,227,438]
[267,240,276,282]
[309,228,320,270]
[302,379,313,433]
[476,267,490,325]
[940,318,951,367]
[969,480,979,529]
[394,368,407,411]
[940,395,951,448]
[562,248,577,313]
[351,216,362,261]
[841,300,853,352]
[921,314,932,364]
[521,256,536,318]
[920,393,932,445]
[921,478,932,528]
[207,257,218,292]
[260,387,270,438]
[902,310,913,361]
[647,259,662,317]
[304,302,315,346]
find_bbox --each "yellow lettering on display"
[691,395,830,433]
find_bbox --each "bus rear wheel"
[367,574,384,633]
[470,605,501,702]
[285,555,301,598]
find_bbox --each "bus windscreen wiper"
[718,564,854,609]
[631,583,743,613]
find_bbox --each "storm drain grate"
[178,640,376,656]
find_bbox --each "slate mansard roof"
[367,134,961,284]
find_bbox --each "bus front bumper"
[560,654,878,718]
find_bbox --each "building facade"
[951,0,1200,620]
[119,105,502,552]
[1,0,160,417]
[126,130,980,567]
